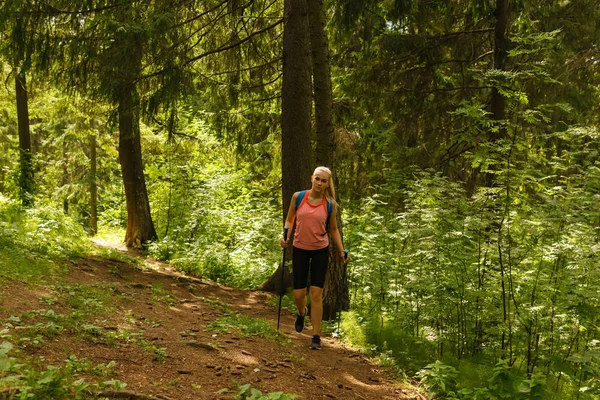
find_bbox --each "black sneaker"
[295,307,307,333]
[311,335,321,350]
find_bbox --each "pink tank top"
[294,190,329,250]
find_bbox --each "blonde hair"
[313,166,337,207]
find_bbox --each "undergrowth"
[0,199,90,282]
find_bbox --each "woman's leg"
[292,247,310,332]
[293,288,307,316]
[309,286,323,335]
[308,246,329,336]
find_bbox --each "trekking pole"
[277,226,290,331]
[336,249,350,335]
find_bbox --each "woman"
[280,166,348,350]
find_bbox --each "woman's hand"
[280,238,289,248]
[340,250,349,263]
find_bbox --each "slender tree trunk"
[89,134,98,237]
[62,137,69,214]
[491,0,509,141]
[118,84,158,247]
[486,0,509,187]
[308,0,334,168]
[15,73,34,207]
[260,0,313,293]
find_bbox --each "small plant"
[101,379,128,390]
[218,382,299,399]
[487,359,517,399]
[417,360,458,398]
[102,328,138,346]
[64,355,118,379]
[207,313,290,345]
[18,334,45,348]
[267,293,295,314]
[179,329,197,338]
[81,324,105,341]
[150,284,175,306]
[199,296,230,313]
[0,341,18,374]
[137,337,168,361]
[143,319,162,328]
[40,297,57,305]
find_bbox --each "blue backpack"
[295,190,333,236]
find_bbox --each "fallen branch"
[1,386,167,400]
[88,390,166,400]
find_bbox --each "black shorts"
[292,246,329,289]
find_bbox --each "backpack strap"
[324,198,332,235]
[295,190,307,210]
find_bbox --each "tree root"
[0,388,165,400]
[90,390,166,400]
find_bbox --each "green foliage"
[266,293,295,315]
[0,337,125,399]
[0,198,90,282]
[150,284,175,306]
[146,158,282,289]
[207,313,290,345]
[487,360,517,399]
[344,150,600,398]
[198,296,231,314]
[218,382,299,400]
[417,361,458,398]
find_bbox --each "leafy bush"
[146,166,282,289]
[0,198,90,281]
[0,338,124,399]
[417,361,458,398]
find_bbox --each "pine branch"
[393,86,493,95]
[171,0,229,30]
[136,17,283,84]
[207,56,282,76]
[183,18,283,66]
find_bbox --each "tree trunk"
[308,0,346,320]
[89,134,98,237]
[308,0,334,168]
[62,137,69,214]
[118,84,158,247]
[15,73,34,207]
[261,0,313,293]
[491,0,509,140]
[281,0,313,214]
[322,216,346,320]
[486,0,509,187]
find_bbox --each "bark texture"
[15,73,34,207]
[261,0,313,293]
[89,134,98,237]
[308,0,334,168]
[118,84,158,247]
[307,0,346,320]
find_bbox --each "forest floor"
[0,240,425,400]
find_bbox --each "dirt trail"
[0,241,424,400]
